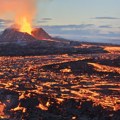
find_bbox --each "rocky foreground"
[0,44,120,120]
[0,89,120,120]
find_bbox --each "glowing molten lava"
[19,17,32,34]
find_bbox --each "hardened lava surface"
[0,46,120,120]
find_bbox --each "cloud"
[42,18,52,21]
[0,18,13,30]
[92,17,120,20]
[99,25,112,28]
[0,19,13,24]
[41,24,120,44]
[41,24,95,32]
[37,18,52,23]
[37,20,48,23]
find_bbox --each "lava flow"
[0,47,120,119]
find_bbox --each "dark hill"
[0,28,37,45]
[31,28,51,40]
[0,28,107,56]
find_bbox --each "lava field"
[0,45,120,120]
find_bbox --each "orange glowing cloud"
[0,0,37,34]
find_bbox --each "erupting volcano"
[0,27,52,47]
[0,15,52,44]
[0,0,52,40]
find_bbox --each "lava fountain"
[0,0,37,34]
[18,17,32,34]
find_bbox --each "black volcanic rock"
[0,89,19,110]
[0,28,107,56]
[0,28,37,45]
[31,28,51,40]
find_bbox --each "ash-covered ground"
[0,43,120,120]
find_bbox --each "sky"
[37,0,120,25]
[0,0,120,44]
[37,0,120,44]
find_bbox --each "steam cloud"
[0,0,37,26]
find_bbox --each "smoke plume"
[0,0,37,27]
